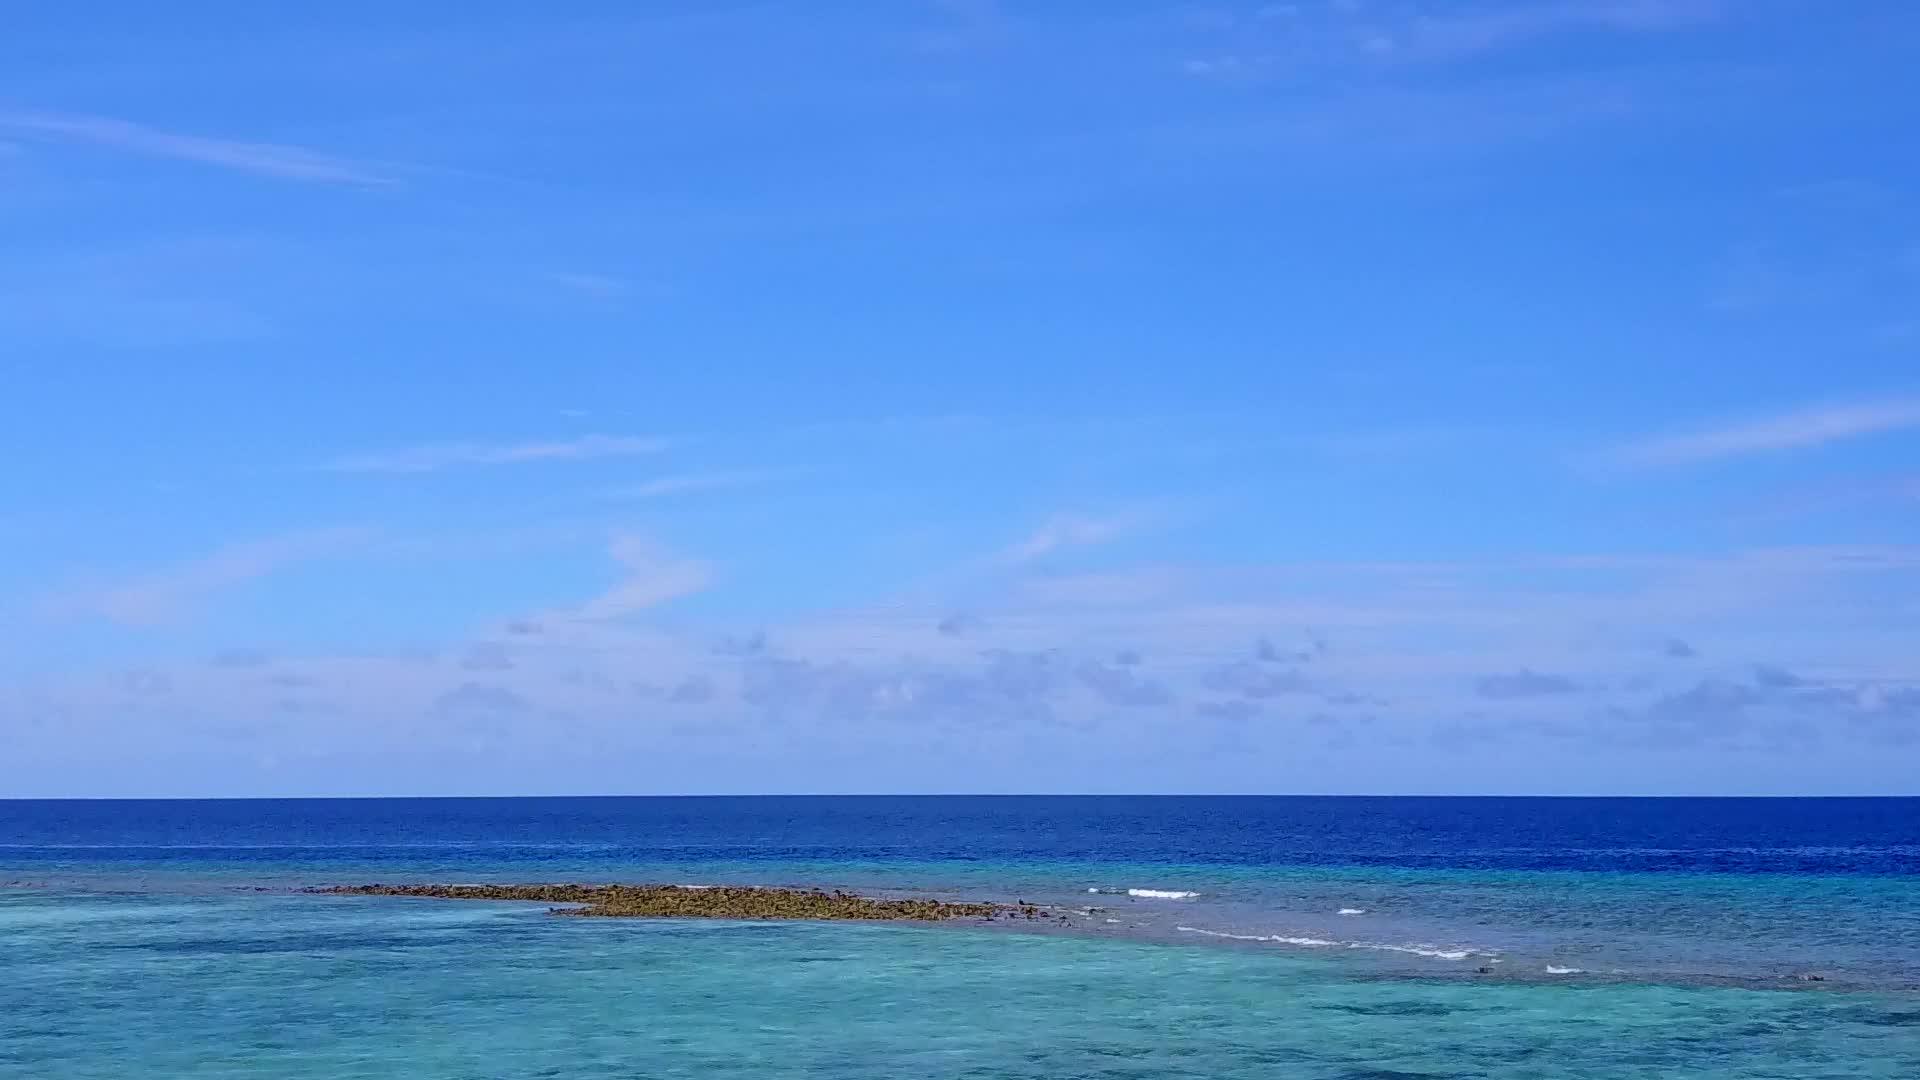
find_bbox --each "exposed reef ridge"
[309,883,1069,923]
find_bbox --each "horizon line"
[3,792,1915,802]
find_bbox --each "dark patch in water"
[1339,1071,1470,1080]
[1235,1047,1320,1067]
[93,931,426,956]
[1320,1001,1457,1017]
[1851,1009,1920,1027]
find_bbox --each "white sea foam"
[1177,925,1279,943]
[1176,926,1338,947]
[1126,888,1199,899]
[1337,907,1367,916]
[1174,925,1473,960]
[1105,918,1120,924]
[1364,943,1473,961]
[1545,965,1584,975]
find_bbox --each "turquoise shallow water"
[19,857,1917,989]
[4,888,1918,1079]
[4,797,1917,1075]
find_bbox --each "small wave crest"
[1176,925,1317,944]
[1175,925,1475,961]
[1367,943,1474,961]
[1177,926,1342,947]
[1337,907,1367,916]
[1545,965,1584,975]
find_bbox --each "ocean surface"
[3,795,1917,1078]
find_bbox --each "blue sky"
[2,0,1916,797]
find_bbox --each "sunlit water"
[3,796,1916,1077]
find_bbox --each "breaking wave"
[1175,925,1477,962]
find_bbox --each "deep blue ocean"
[4,796,1917,1078]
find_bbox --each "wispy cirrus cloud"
[48,527,370,626]
[1183,0,1722,79]
[605,470,769,500]
[1611,398,1920,466]
[572,535,713,621]
[1002,511,1151,564]
[1734,471,1920,523]
[0,108,393,186]
[324,434,669,474]
[1374,0,1723,61]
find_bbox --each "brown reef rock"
[309,883,1039,922]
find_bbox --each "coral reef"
[309,883,1057,923]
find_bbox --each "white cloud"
[573,535,713,621]
[1613,398,1920,466]
[50,528,370,626]
[605,470,767,500]
[0,109,393,186]
[1177,0,1722,84]
[1385,0,1721,62]
[1002,511,1147,563]
[324,434,669,474]
[14,535,1920,795]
